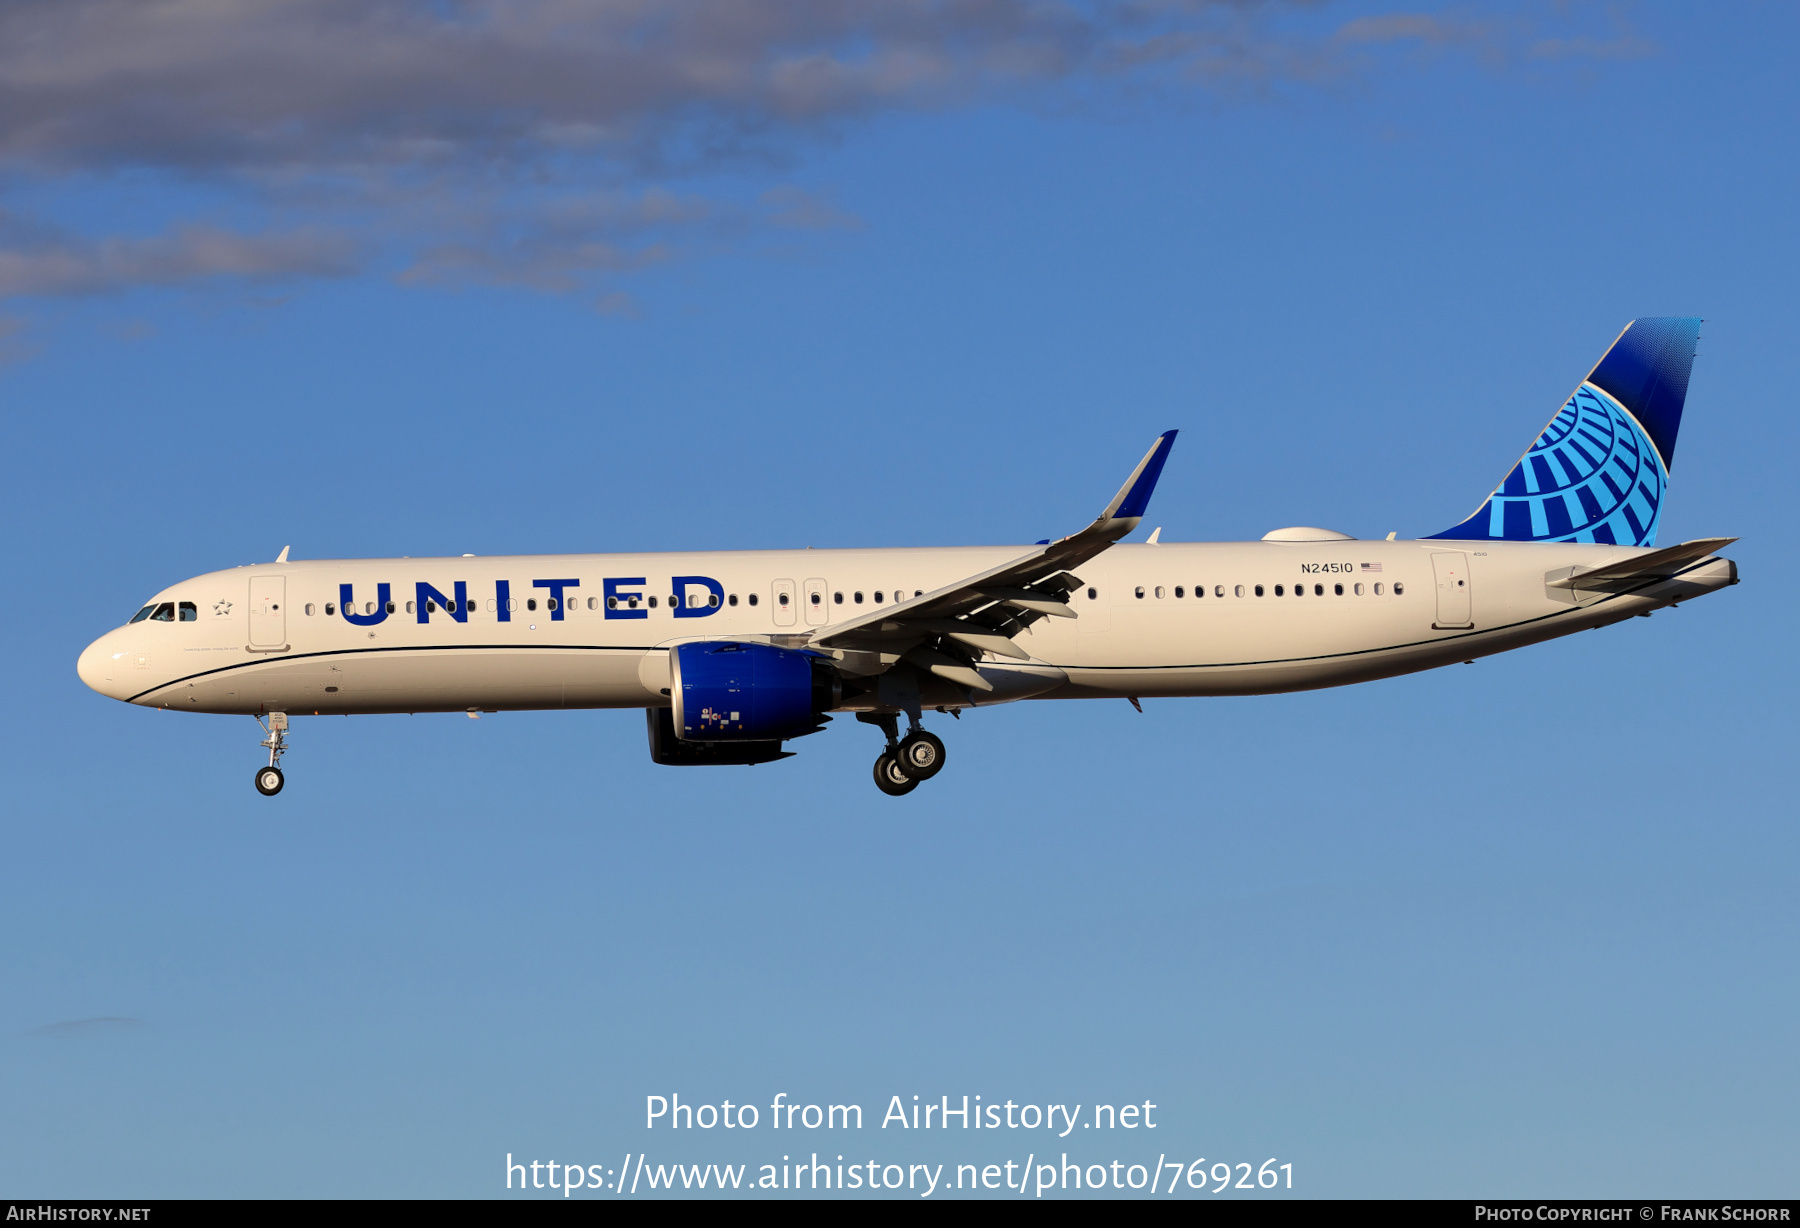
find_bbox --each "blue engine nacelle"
[670,641,840,742]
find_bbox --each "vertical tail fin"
[1429,317,1701,546]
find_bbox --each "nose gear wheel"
[255,713,290,797]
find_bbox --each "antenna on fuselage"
[275,545,290,563]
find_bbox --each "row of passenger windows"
[297,588,934,617]
[147,580,1404,624]
[1109,582,1404,599]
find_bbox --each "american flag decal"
[1360,562,1383,572]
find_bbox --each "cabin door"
[1431,552,1472,628]
[249,576,286,646]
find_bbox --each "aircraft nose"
[77,631,130,699]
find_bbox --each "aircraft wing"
[1546,536,1738,592]
[810,431,1176,689]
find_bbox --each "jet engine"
[645,707,791,766]
[668,640,840,744]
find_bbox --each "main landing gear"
[860,712,948,797]
[255,712,289,796]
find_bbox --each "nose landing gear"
[858,711,948,796]
[255,712,289,796]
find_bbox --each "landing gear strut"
[255,712,288,796]
[858,711,948,795]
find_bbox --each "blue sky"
[1,0,1795,1198]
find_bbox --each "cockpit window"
[149,602,176,622]
[129,605,156,624]
[178,601,197,622]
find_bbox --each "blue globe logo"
[1437,383,1665,546]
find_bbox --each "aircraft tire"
[896,731,946,781]
[255,766,285,796]
[873,753,918,796]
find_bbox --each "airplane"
[77,317,1736,797]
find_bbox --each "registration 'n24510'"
[1300,563,1354,574]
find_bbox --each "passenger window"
[1134,586,1145,599]
[507,598,518,612]
[1216,585,1225,598]
[1254,585,1264,597]
[406,600,416,614]
[709,594,720,607]
[588,597,598,610]
[1333,584,1343,596]
[915,590,922,597]
[834,592,843,604]
[1354,583,1363,596]
[1374,583,1384,595]
[326,602,336,615]
[811,593,821,605]
[1234,585,1244,597]
[1174,586,1184,598]
[728,594,738,607]
[1154,586,1164,599]
[1087,588,1097,600]
[749,593,760,607]
[1274,585,1284,596]
[305,603,316,616]
[527,598,537,611]
[178,601,197,621]
[385,601,396,614]
[853,591,863,604]
[648,597,658,608]
[874,591,884,603]
[779,593,789,606]
[1314,584,1324,596]
[550,598,560,612]
[151,602,175,621]
[1394,582,1405,596]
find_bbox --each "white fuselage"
[76,538,1735,718]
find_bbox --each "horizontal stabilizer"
[1546,537,1737,590]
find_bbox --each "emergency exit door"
[771,578,796,627]
[803,577,828,626]
[1431,552,1472,628]
[249,576,287,646]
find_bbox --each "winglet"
[1098,430,1177,527]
